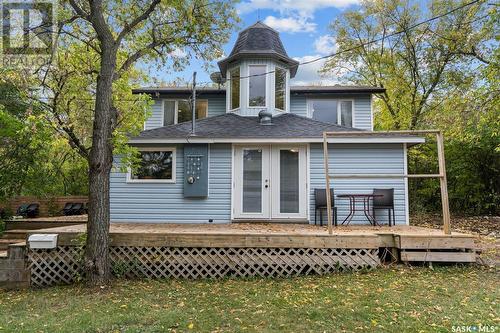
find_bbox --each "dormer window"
[230,67,240,110]
[248,65,266,107]
[275,67,286,111]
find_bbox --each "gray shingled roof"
[218,22,299,78]
[132,113,359,140]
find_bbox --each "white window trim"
[229,66,241,112]
[307,99,355,127]
[126,147,177,183]
[161,99,208,127]
[247,64,267,109]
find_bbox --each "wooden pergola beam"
[322,130,451,235]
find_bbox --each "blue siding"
[144,100,163,130]
[144,96,226,130]
[290,95,307,117]
[353,95,372,130]
[144,94,371,130]
[309,143,407,225]
[206,95,226,117]
[110,144,232,223]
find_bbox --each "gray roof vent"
[258,109,273,125]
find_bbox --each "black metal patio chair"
[372,188,395,226]
[71,203,85,215]
[16,204,29,217]
[314,188,337,226]
[26,203,39,218]
[62,203,74,216]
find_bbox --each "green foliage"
[111,259,140,278]
[323,0,499,214]
[0,73,88,200]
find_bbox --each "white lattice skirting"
[28,246,381,287]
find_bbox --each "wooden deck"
[30,223,476,250]
[23,223,478,287]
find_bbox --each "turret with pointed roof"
[218,21,299,78]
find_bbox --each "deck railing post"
[436,131,451,234]
[323,133,333,235]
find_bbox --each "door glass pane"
[311,100,338,124]
[340,100,352,127]
[163,100,175,126]
[280,149,299,213]
[242,149,262,213]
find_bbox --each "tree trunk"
[84,44,117,286]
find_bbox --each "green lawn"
[0,266,498,332]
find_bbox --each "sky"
[152,0,361,87]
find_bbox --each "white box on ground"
[28,234,58,249]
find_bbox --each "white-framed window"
[248,65,267,107]
[230,67,240,110]
[274,67,286,111]
[308,99,354,127]
[127,147,176,183]
[163,99,208,126]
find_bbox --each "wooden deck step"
[1,230,29,239]
[400,250,477,263]
[5,220,85,231]
[0,239,25,250]
[396,235,476,250]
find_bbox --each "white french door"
[233,146,271,219]
[233,145,307,220]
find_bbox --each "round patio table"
[336,194,383,226]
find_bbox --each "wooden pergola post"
[322,130,451,235]
[323,132,333,235]
[436,131,451,234]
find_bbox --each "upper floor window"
[163,99,208,126]
[230,67,240,110]
[275,67,286,111]
[248,65,266,107]
[309,99,353,127]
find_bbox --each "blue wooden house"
[110,22,424,225]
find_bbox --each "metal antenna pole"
[191,72,197,135]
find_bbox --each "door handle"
[265,184,269,188]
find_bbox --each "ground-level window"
[163,100,208,126]
[230,67,240,110]
[248,65,266,107]
[309,99,353,127]
[128,148,176,183]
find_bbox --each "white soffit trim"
[128,136,426,144]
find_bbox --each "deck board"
[28,223,476,250]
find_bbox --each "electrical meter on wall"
[183,144,209,198]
